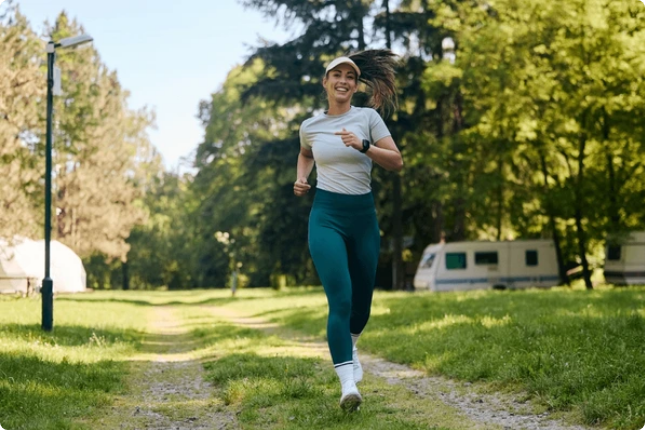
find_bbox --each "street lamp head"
[441,37,455,52]
[57,34,93,49]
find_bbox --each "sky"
[15,0,291,171]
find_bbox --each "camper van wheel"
[492,284,506,291]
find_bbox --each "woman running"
[293,50,403,411]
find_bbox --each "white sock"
[351,333,361,348]
[352,348,363,383]
[334,362,355,392]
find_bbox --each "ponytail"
[349,49,398,116]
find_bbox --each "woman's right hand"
[293,177,311,197]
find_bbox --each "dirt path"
[88,307,238,430]
[209,306,592,430]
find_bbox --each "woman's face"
[323,64,358,104]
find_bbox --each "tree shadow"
[377,287,645,322]
[203,352,321,384]
[56,295,251,308]
[0,323,144,347]
[0,350,126,429]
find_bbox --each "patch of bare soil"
[363,355,590,430]
[92,307,238,430]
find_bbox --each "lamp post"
[442,37,456,64]
[215,231,239,297]
[43,33,93,332]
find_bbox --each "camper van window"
[526,250,538,266]
[607,246,621,261]
[420,253,435,269]
[475,251,498,265]
[446,252,467,270]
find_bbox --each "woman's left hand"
[335,128,361,151]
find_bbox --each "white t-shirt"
[299,106,391,195]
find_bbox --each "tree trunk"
[357,4,366,50]
[575,130,593,290]
[383,0,405,290]
[496,158,503,241]
[602,110,619,231]
[122,260,130,290]
[540,152,569,285]
[432,200,444,244]
[606,151,619,230]
[453,195,466,241]
[391,173,404,290]
[452,87,466,241]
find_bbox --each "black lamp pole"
[41,34,93,331]
[42,41,55,332]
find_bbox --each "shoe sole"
[340,393,363,412]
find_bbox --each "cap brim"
[325,57,361,77]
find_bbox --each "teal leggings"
[308,188,380,366]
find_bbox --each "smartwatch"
[360,139,371,153]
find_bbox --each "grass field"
[0,294,148,429]
[1,285,644,429]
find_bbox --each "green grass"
[3,286,645,429]
[0,295,148,430]
[174,306,466,430]
[217,285,645,429]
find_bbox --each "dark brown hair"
[349,49,398,116]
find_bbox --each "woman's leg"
[308,216,353,367]
[347,213,380,336]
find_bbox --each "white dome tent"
[0,238,86,294]
[0,240,30,292]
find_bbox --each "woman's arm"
[364,136,403,172]
[294,147,314,196]
[335,129,403,172]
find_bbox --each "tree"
[424,0,645,288]
[0,5,44,239]
[194,60,315,287]
[47,13,154,261]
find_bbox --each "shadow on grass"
[249,303,327,320]
[204,352,321,383]
[0,351,125,430]
[378,286,645,323]
[56,287,326,308]
[201,352,450,430]
[57,296,250,308]
[253,287,645,428]
[131,324,270,357]
[0,323,144,347]
[371,289,645,428]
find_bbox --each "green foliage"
[3,0,645,289]
[212,0,645,287]
[127,171,230,290]
[48,13,156,261]
[0,5,161,283]
[190,61,317,287]
[0,6,45,239]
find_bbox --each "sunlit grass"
[180,305,473,430]
[0,295,148,430]
[214,284,645,430]
[3,285,644,429]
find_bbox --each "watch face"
[361,139,370,152]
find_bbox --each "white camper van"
[603,232,645,285]
[413,239,559,292]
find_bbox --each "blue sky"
[16,0,291,171]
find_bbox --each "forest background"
[1,0,644,291]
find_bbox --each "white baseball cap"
[325,56,361,77]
